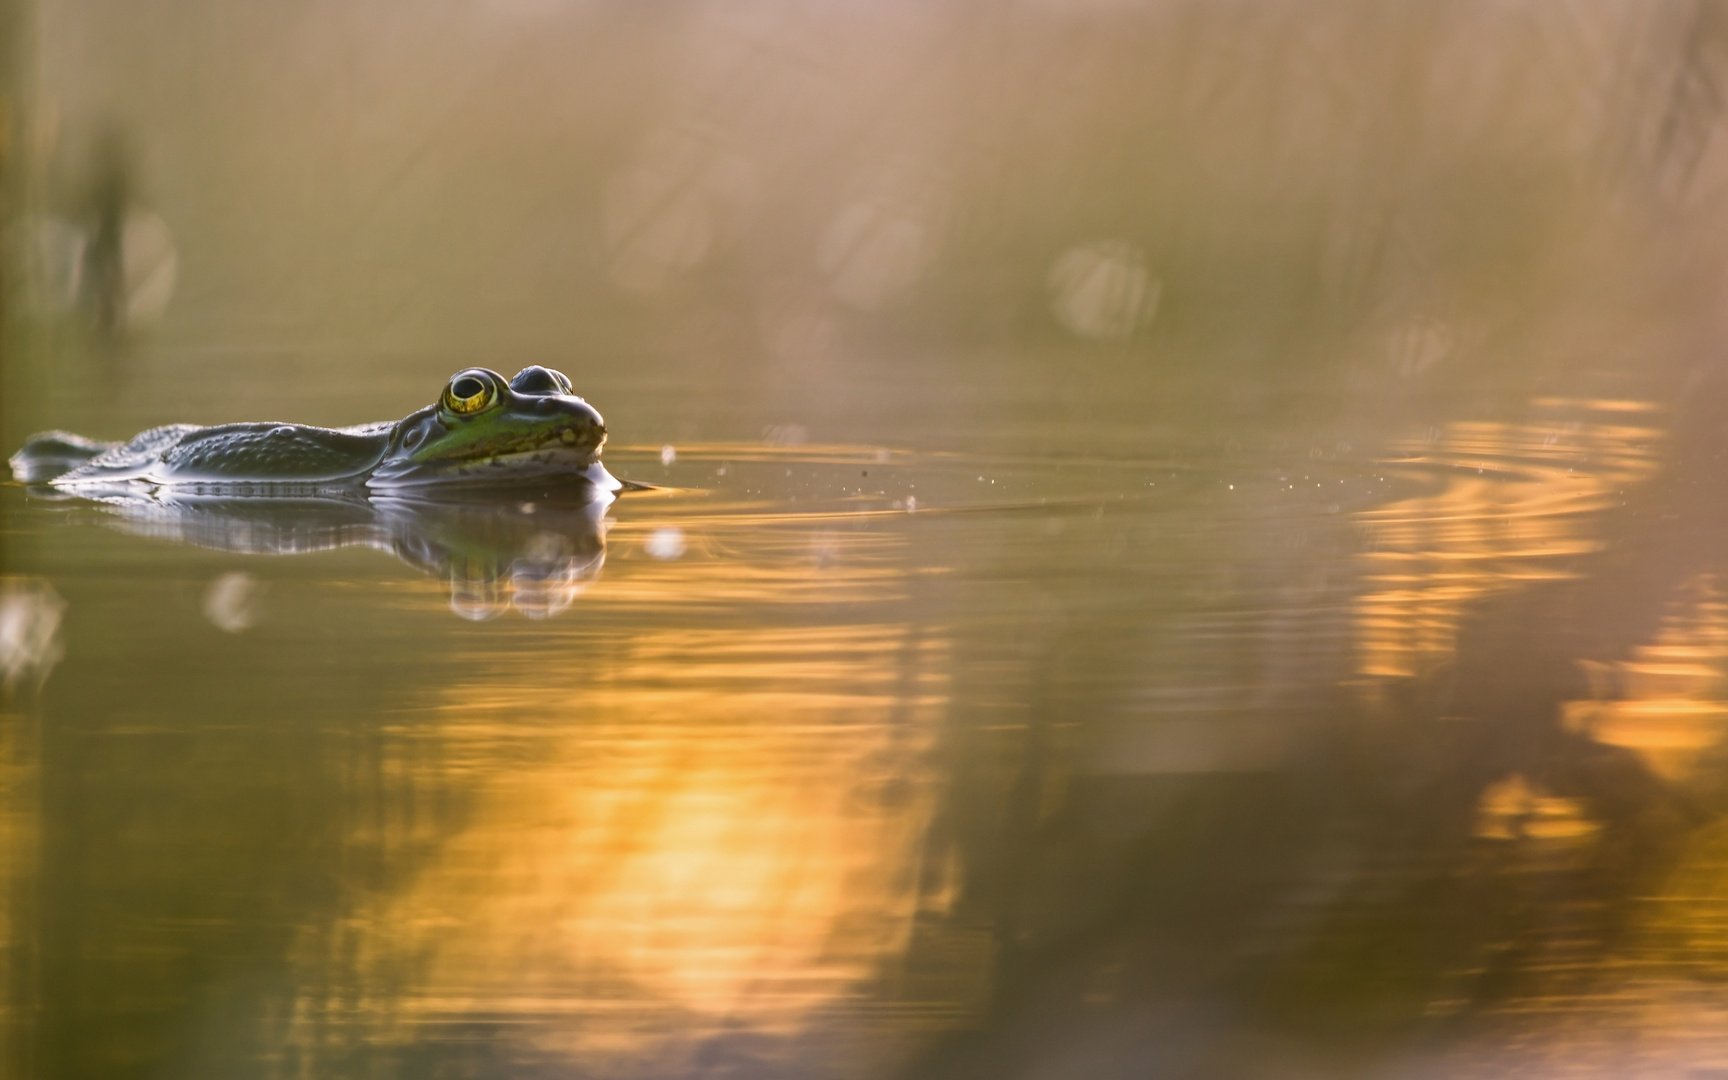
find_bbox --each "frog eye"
[442,370,498,415]
[509,366,575,396]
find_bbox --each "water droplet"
[0,577,66,689]
[645,527,687,561]
[203,571,265,633]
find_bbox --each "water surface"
[8,2,1728,1075]
[6,377,1728,1079]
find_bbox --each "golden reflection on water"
[1565,574,1728,782]
[1480,580,1728,1067]
[1352,399,1728,785]
[603,520,918,609]
[1353,400,1664,688]
[285,522,955,1071]
[1346,406,1728,1070]
[1472,772,1600,843]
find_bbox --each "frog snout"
[543,400,604,445]
[530,396,603,429]
[569,403,604,436]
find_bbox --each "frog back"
[50,422,394,485]
[159,422,393,482]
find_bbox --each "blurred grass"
[0,2,1724,422]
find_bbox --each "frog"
[8,365,617,492]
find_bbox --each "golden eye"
[442,372,496,415]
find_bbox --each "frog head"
[370,366,607,487]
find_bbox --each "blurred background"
[6,1,1728,1078]
[9,0,1726,445]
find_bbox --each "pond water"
[10,3,1728,1076]
[5,355,1728,1080]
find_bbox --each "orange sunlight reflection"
[1351,404,1728,1069]
[1354,401,1664,688]
[286,525,955,1070]
[1354,400,1728,791]
[1564,574,1728,782]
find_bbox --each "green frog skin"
[9,366,617,492]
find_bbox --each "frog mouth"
[372,426,606,488]
[469,425,602,458]
[476,438,603,466]
[426,422,605,463]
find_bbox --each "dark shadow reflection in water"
[34,480,612,621]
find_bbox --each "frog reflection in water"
[9,366,623,619]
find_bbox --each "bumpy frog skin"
[9,366,615,491]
